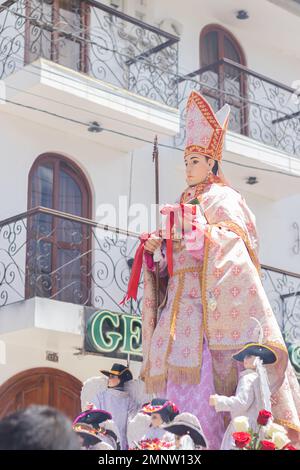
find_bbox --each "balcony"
[176,58,300,162]
[0,207,299,377]
[0,207,142,315]
[2,3,300,160]
[0,0,180,146]
[0,0,179,106]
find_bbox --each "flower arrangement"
[232,410,297,450]
[129,438,174,450]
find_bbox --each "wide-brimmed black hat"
[100,363,133,382]
[163,412,207,447]
[73,409,112,429]
[142,398,179,423]
[232,342,277,365]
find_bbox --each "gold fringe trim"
[144,373,167,395]
[144,365,202,394]
[168,365,201,385]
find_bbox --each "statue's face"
[243,355,257,369]
[184,155,214,186]
[108,374,121,388]
[151,413,163,428]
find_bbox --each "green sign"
[85,310,142,361]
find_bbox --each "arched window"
[200,24,247,135]
[26,154,92,304]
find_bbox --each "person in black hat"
[73,409,120,450]
[209,339,277,449]
[163,412,207,449]
[128,398,179,446]
[142,398,179,424]
[100,363,133,389]
[84,362,139,450]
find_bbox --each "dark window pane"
[202,31,218,66]
[31,163,53,208]
[57,168,82,243]
[31,164,54,235]
[224,36,240,62]
[59,168,82,215]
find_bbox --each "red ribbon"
[120,205,198,304]
[120,233,150,305]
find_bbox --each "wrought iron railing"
[0,0,179,106]
[261,265,300,378]
[0,207,300,374]
[0,206,142,315]
[176,58,300,157]
[2,3,300,156]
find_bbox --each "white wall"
[151,0,300,87]
[0,340,141,386]
[0,112,131,221]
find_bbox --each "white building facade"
[0,0,300,419]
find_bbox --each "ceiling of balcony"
[196,0,300,59]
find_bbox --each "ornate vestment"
[140,176,300,436]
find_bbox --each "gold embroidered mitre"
[184,90,231,161]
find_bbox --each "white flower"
[265,422,287,438]
[272,432,290,449]
[233,416,250,433]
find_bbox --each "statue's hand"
[144,234,162,254]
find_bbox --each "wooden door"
[0,368,82,421]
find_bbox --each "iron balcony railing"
[176,58,300,158]
[0,206,300,375]
[0,0,179,106]
[1,3,300,157]
[0,206,142,315]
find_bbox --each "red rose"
[232,432,252,449]
[257,409,272,426]
[283,444,297,450]
[260,440,276,451]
